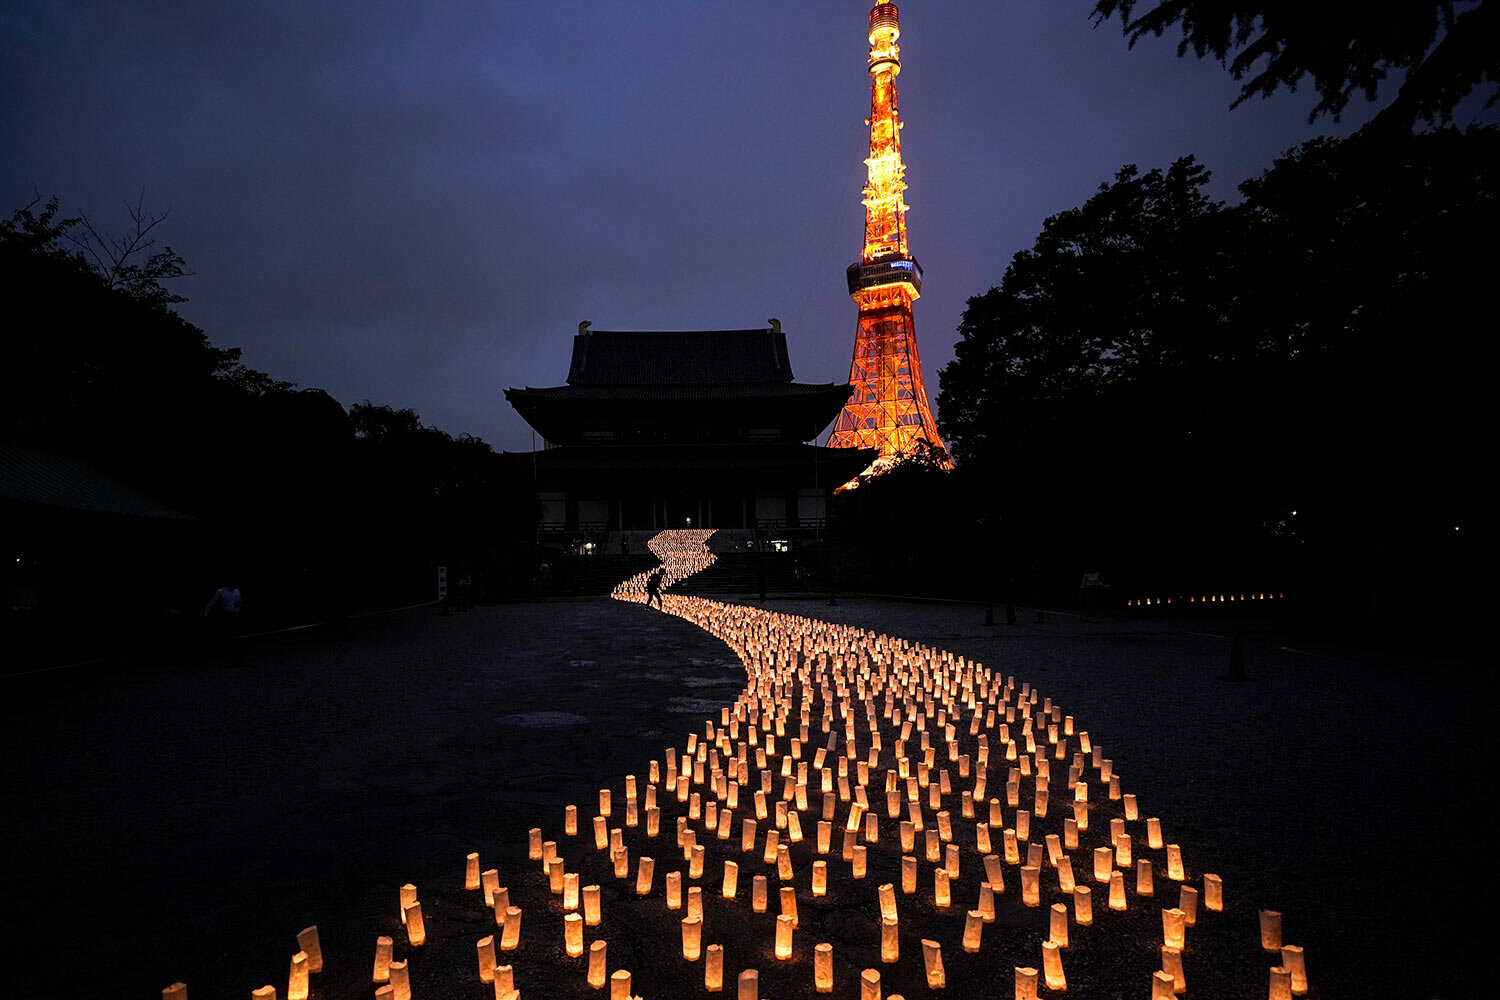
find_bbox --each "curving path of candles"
[233,529,1308,1000]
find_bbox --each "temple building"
[505,324,872,545]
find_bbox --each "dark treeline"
[1,198,534,643]
[834,125,1496,622]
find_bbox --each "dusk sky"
[3,1,1389,451]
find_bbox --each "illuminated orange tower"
[827,1,950,474]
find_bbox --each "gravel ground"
[761,597,1489,999]
[2,597,1485,999]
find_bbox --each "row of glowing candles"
[1126,593,1286,606]
[169,530,1306,999]
[612,529,718,602]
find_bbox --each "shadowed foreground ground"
[2,598,1485,999]
[3,600,743,1000]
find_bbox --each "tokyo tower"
[827,2,951,475]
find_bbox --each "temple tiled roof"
[566,329,795,385]
[508,382,847,403]
[0,445,193,520]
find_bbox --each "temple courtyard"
[3,582,1481,999]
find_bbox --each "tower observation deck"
[827,2,951,476]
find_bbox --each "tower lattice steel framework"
[826,2,951,475]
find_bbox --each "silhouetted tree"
[937,126,1497,607]
[1091,0,1500,128]
[3,195,537,622]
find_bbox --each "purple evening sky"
[3,1,1405,450]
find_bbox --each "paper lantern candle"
[1108,871,1127,910]
[882,915,900,962]
[466,852,481,890]
[902,855,917,894]
[402,903,426,947]
[1161,946,1186,995]
[683,916,703,961]
[667,871,683,909]
[501,907,522,950]
[753,875,768,912]
[564,913,584,958]
[705,944,724,992]
[610,970,633,1000]
[983,853,1005,891]
[1094,847,1113,883]
[1151,970,1175,1000]
[812,860,828,896]
[815,942,834,992]
[1281,945,1308,995]
[566,804,579,836]
[588,940,607,988]
[740,969,760,1000]
[779,885,797,926]
[399,884,418,922]
[1021,865,1040,907]
[1146,818,1163,850]
[962,909,983,953]
[564,872,581,910]
[372,937,393,983]
[251,987,275,1000]
[935,868,951,908]
[1268,967,1292,1000]
[1179,885,1199,926]
[482,869,500,907]
[163,984,187,1000]
[389,961,410,1000]
[1260,910,1283,951]
[978,881,996,922]
[1015,966,1039,1000]
[775,914,795,959]
[1204,873,1223,911]
[922,939,947,988]
[1042,940,1066,990]
[1137,859,1154,896]
[1049,903,1069,947]
[297,926,323,973]
[1166,844,1184,881]
[636,856,654,895]
[478,935,498,981]
[1057,856,1075,892]
[1162,907,1186,949]
[584,884,602,925]
[879,882,898,921]
[1074,886,1093,926]
[860,969,881,1000]
[287,952,309,1000]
